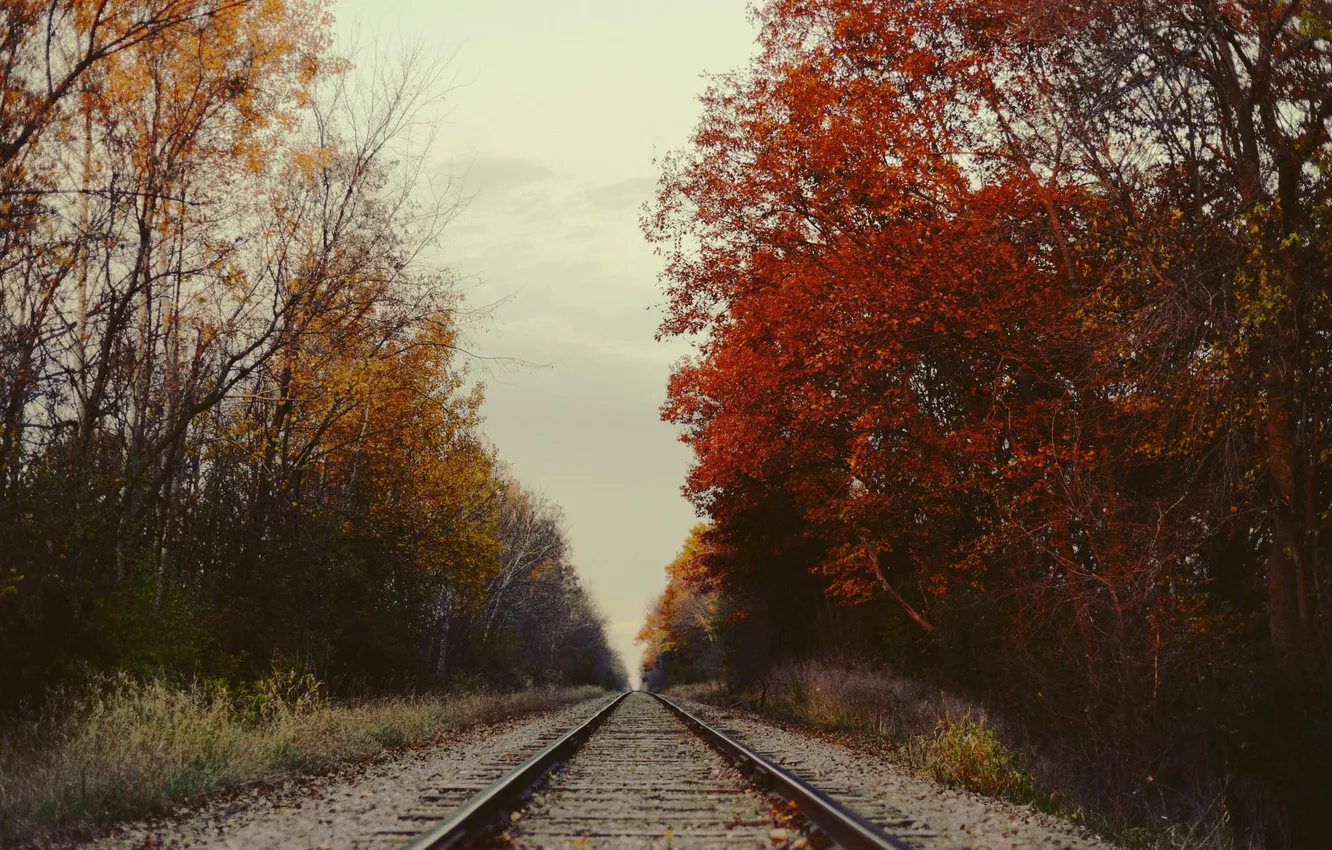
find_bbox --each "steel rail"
[649,692,915,850]
[399,691,629,850]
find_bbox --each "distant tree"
[638,525,724,689]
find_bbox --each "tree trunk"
[1263,386,1315,672]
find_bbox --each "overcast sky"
[331,1,758,685]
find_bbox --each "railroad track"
[390,691,913,850]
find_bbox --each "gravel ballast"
[673,696,1118,850]
[508,693,783,848]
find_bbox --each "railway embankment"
[32,691,1120,850]
[0,678,606,849]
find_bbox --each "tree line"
[0,0,624,711]
[642,0,1331,845]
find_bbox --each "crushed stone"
[673,696,1120,850]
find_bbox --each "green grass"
[0,673,606,846]
[910,717,1035,802]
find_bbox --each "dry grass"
[679,660,986,743]
[673,660,1036,800]
[0,672,606,846]
[673,660,1233,850]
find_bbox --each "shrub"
[913,717,1035,803]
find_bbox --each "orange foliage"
[637,525,717,676]
[646,1,1332,838]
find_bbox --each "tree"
[638,525,723,688]
[978,0,1332,670]
[645,0,1332,841]
[0,7,624,706]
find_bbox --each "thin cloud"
[585,177,656,211]
[459,155,555,196]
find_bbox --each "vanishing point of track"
[391,691,913,849]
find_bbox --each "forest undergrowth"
[0,672,605,847]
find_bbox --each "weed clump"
[912,717,1035,803]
